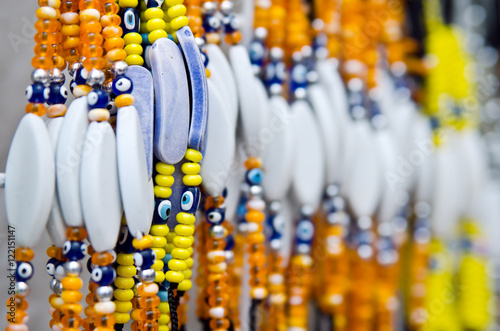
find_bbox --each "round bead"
[156,163,175,175]
[123,32,142,45]
[154,271,165,283]
[148,29,168,43]
[167,4,186,19]
[116,253,134,266]
[181,162,200,175]
[152,235,167,248]
[61,290,82,303]
[178,279,192,291]
[154,186,172,199]
[185,149,203,162]
[119,0,138,7]
[114,276,134,289]
[115,301,133,313]
[62,277,83,291]
[115,94,135,107]
[116,265,136,278]
[95,301,116,314]
[183,175,202,186]
[92,252,114,266]
[170,16,188,30]
[137,283,159,296]
[132,235,154,250]
[114,312,130,324]
[144,8,164,20]
[112,76,134,95]
[114,289,134,301]
[246,210,265,223]
[152,248,165,260]
[176,212,196,225]
[15,248,34,262]
[174,224,195,236]
[173,236,194,248]
[91,266,116,286]
[125,54,144,66]
[150,225,169,236]
[171,248,190,260]
[124,43,143,56]
[168,259,187,271]
[88,109,110,122]
[155,174,174,187]
[147,18,167,31]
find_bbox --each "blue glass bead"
[73,67,89,85]
[290,63,308,92]
[268,214,284,241]
[225,234,234,251]
[16,262,34,282]
[62,240,87,261]
[133,249,156,269]
[112,76,134,95]
[117,225,135,254]
[180,187,200,214]
[121,7,140,33]
[145,0,163,8]
[203,15,221,33]
[158,290,169,302]
[265,61,286,88]
[47,83,69,105]
[87,88,109,109]
[153,198,171,225]
[222,15,239,33]
[46,258,59,277]
[92,266,116,286]
[295,218,314,247]
[205,207,225,225]
[249,40,265,68]
[245,168,263,185]
[25,83,47,103]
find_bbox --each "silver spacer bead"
[249,185,263,198]
[32,69,49,84]
[65,261,82,276]
[50,279,63,295]
[220,0,233,14]
[195,37,206,48]
[16,282,29,297]
[111,61,128,76]
[104,80,113,94]
[96,286,114,302]
[69,62,82,76]
[138,269,156,283]
[50,68,66,83]
[202,1,217,14]
[210,225,225,239]
[87,69,105,87]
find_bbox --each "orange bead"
[92,252,114,266]
[61,303,83,315]
[103,37,124,51]
[15,248,34,262]
[247,233,265,245]
[244,157,261,169]
[62,290,83,303]
[94,314,115,327]
[106,48,127,62]
[102,25,123,39]
[83,57,106,70]
[101,14,121,27]
[25,102,47,115]
[210,318,230,330]
[103,2,119,15]
[225,31,242,45]
[141,308,161,321]
[246,210,265,223]
[35,19,59,32]
[82,20,102,33]
[248,253,266,267]
[62,277,83,291]
[138,296,160,309]
[81,32,104,45]
[63,36,81,49]
[66,227,87,241]
[208,296,228,307]
[61,314,83,328]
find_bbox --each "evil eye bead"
[47,83,69,105]
[91,266,116,286]
[62,241,87,261]
[25,83,46,103]
[224,16,239,33]
[249,41,265,65]
[134,249,156,269]
[87,88,110,109]
[112,77,133,95]
[291,64,308,84]
[296,220,314,242]
[54,264,66,281]
[117,225,135,254]
[106,100,117,116]
[245,168,263,185]
[121,8,140,33]
[272,215,285,235]
[203,16,220,32]
[180,187,201,214]
[158,199,172,221]
[69,80,77,94]
[16,262,34,282]
[46,258,58,276]
[73,67,89,85]
[206,208,225,225]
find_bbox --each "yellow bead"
[155,174,174,187]
[174,236,194,248]
[183,174,202,186]
[164,243,175,253]
[124,43,143,55]
[116,253,134,266]
[156,162,175,175]
[115,301,133,313]
[115,94,135,108]
[125,54,144,66]
[114,276,135,289]
[114,289,135,301]
[166,232,177,242]
[152,260,164,271]
[159,316,171,327]
[152,235,167,248]
[168,259,187,271]
[147,18,167,32]
[187,247,193,255]
[185,149,203,162]
[185,257,193,268]
[176,212,196,225]
[154,185,172,198]
[158,302,170,314]
[117,265,137,278]
[123,32,142,45]
[119,0,138,7]
[182,269,192,279]
[152,247,166,260]
[171,248,191,260]
[167,4,186,19]
[170,15,188,31]
[165,270,184,283]
[145,8,164,20]
[154,271,165,283]
[132,235,154,250]
[181,162,200,175]
[150,225,169,236]
[149,29,168,43]
[114,312,130,324]
[178,279,192,291]
[61,290,82,303]
[165,0,183,6]
[175,224,195,236]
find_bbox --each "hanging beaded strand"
[120,0,144,66]
[46,247,67,330]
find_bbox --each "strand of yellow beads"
[46,246,67,330]
[119,0,143,66]
[162,0,188,41]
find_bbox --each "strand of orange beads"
[60,227,89,331]
[46,246,67,330]
[131,235,162,331]
[242,157,268,331]
[195,221,210,325]
[204,196,231,331]
[60,0,81,67]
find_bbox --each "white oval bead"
[209,307,226,319]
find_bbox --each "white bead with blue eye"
[158,200,172,220]
[272,215,285,234]
[133,252,143,267]
[92,268,103,282]
[25,85,33,100]
[60,86,69,98]
[87,91,98,107]
[44,87,50,100]
[296,220,314,241]
[181,191,194,211]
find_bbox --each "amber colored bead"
[208,296,228,307]
[141,308,161,321]
[138,296,160,309]
[79,0,101,10]
[106,48,127,62]
[82,44,104,58]
[206,240,225,251]
[103,37,124,51]
[15,248,34,262]
[82,21,102,33]
[142,322,160,330]
[225,31,242,45]
[92,252,114,266]
[66,227,87,241]
[244,157,261,169]
[247,244,265,254]
[84,305,96,317]
[7,309,27,324]
[246,233,265,245]
[81,32,104,45]
[248,253,266,267]
[102,25,123,39]
[86,293,96,306]
[101,14,121,27]
[103,1,119,14]
[63,36,80,49]
[246,210,265,223]
[61,314,83,328]
[26,102,47,115]
[35,32,56,44]
[94,313,115,327]
[15,296,28,310]
[83,57,106,70]
[35,19,59,32]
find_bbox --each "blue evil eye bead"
[46,258,59,277]
[87,88,110,109]
[16,262,34,282]
[47,83,69,105]
[62,240,88,261]
[249,41,265,67]
[206,208,225,225]
[145,0,163,8]
[25,83,46,103]
[69,80,77,94]
[153,199,172,224]
[203,15,221,33]
[117,225,135,254]
[245,168,263,185]
[112,76,133,95]
[91,266,116,286]
[106,100,117,116]
[222,15,239,33]
[86,257,93,273]
[121,8,140,33]
[180,187,201,214]
[296,219,314,244]
[133,249,156,269]
[73,67,89,85]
